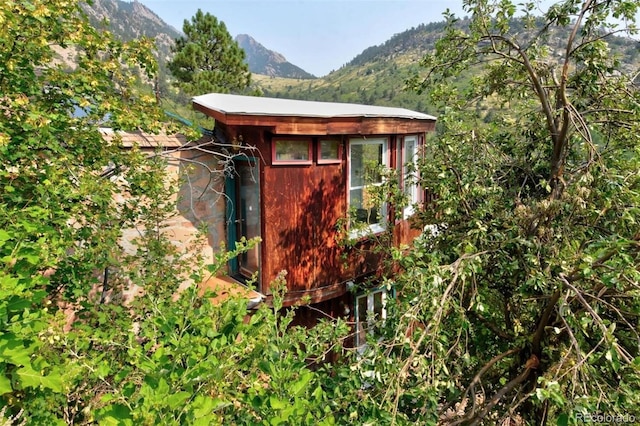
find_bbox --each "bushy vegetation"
[1,1,639,425]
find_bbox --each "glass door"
[227,159,260,279]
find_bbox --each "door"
[226,158,261,280]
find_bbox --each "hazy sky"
[138,0,469,77]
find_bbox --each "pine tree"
[168,9,251,95]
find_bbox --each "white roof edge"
[192,93,436,121]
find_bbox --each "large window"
[403,135,420,218]
[355,289,387,348]
[349,138,388,234]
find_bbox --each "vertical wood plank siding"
[227,130,421,306]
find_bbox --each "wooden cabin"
[192,94,436,332]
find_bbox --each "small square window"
[272,139,312,165]
[318,139,341,164]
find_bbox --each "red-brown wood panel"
[262,158,347,305]
[222,126,427,306]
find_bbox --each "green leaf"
[556,413,569,426]
[167,391,190,410]
[192,395,217,418]
[269,395,287,410]
[0,230,10,244]
[291,371,313,397]
[156,377,170,396]
[6,296,33,314]
[0,334,33,366]
[95,404,134,426]
[16,365,62,392]
[96,362,111,379]
[0,374,12,395]
[258,360,273,375]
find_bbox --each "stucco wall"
[111,134,229,295]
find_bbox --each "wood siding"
[217,126,422,306]
[209,104,433,307]
[262,139,346,304]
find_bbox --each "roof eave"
[192,101,436,136]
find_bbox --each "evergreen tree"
[168,9,251,95]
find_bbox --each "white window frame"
[348,138,389,237]
[403,135,420,219]
[355,288,388,349]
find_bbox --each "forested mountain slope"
[256,18,640,113]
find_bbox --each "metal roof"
[192,93,436,121]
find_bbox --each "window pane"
[349,139,387,231]
[350,188,363,209]
[274,140,309,161]
[363,144,383,184]
[350,142,383,187]
[405,140,416,194]
[373,292,383,317]
[403,137,419,218]
[350,188,380,225]
[319,139,340,160]
[356,290,388,347]
[350,144,364,187]
[405,141,416,169]
[357,295,368,324]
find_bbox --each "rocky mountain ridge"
[235,34,315,79]
[81,0,181,63]
[79,0,315,80]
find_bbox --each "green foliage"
[70,272,350,425]
[168,9,252,96]
[0,0,190,422]
[6,1,639,425]
[370,0,640,423]
[0,5,356,425]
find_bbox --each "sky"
[138,0,470,77]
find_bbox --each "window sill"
[272,160,313,166]
[348,223,386,241]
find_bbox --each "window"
[317,139,341,164]
[272,139,312,165]
[348,138,388,234]
[355,289,387,348]
[403,135,420,218]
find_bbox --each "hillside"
[255,18,640,113]
[255,21,453,113]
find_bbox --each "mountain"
[80,2,316,81]
[68,1,639,114]
[236,34,316,80]
[254,18,640,113]
[254,22,447,112]
[81,0,181,65]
